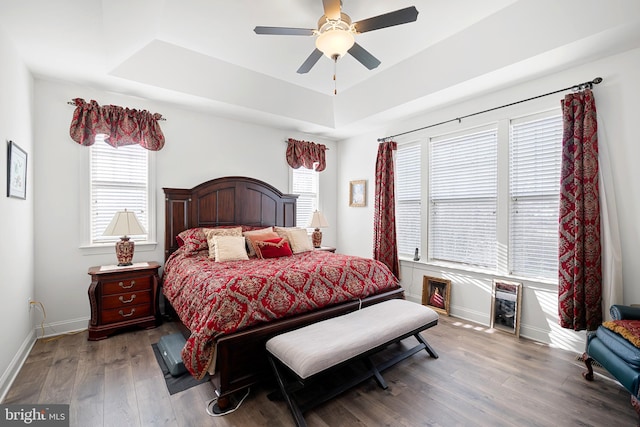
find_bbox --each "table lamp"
[102,209,146,266]
[308,211,329,248]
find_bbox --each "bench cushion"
[266,299,438,379]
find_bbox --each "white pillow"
[286,228,313,254]
[212,235,249,262]
[205,227,242,259]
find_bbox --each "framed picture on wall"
[349,180,366,207]
[422,276,451,316]
[7,141,27,200]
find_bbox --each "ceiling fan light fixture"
[315,28,354,59]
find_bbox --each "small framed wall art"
[490,279,523,337]
[349,180,366,207]
[7,141,27,200]
[422,275,451,316]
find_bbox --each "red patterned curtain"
[286,138,326,172]
[373,140,399,278]
[558,89,602,331]
[69,98,165,151]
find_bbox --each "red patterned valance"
[69,98,165,151]
[286,138,326,172]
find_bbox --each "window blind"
[292,166,318,228]
[396,143,421,256]
[509,113,562,280]
[430,128,498,268]
[90,141,149,243]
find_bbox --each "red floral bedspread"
[162,249,399,378]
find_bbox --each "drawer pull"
[118,308,136,318]
[119,294,136,304]
[118,280,135,289]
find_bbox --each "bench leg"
[364,356,388,389]
[268,355,307,427]
[415,333,439,359]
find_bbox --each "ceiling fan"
[254,0,419,74]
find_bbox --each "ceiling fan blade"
[322,0,342,20]
[254,26,315,36]
[348,43,381,70]
[353,6,419,33]
[297,49,324,74]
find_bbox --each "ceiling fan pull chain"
[333,54,338,95]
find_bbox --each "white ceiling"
[0,0,639,139]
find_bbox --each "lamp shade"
[308,211,329,229]
[103,209,146,237]
[315,29,355,59]
[102,209,146,266]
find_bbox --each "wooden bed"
[162,176,404,409]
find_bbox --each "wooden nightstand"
[315,246,336,253]
[87,261,160,340]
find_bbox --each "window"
[291,166,318,228]
[396,143,421,257]
[429,127,498,268]
[395,109,562,283]
[89,140,150,244]
[509,113,562,280]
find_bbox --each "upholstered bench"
[266,299,439,427]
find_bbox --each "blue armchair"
[583,305,640,422]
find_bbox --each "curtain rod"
[377,77,603,142]
[66,101,167,121]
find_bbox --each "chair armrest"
[610,305,640,320]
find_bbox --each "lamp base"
[116,236,135,266]
[312,228,323,248]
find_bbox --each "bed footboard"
[211,287,405,406]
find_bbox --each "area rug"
[152,343,210,395]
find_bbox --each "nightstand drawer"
[102,276,151,295]
[101,304,152,324]
[102,290,152,310]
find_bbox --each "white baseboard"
[0,330,36,403]
[31,316,89,339]
[0,317,89,403]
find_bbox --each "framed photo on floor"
[422,276,451,315]
[490,279,522,337]
[7,141,27,200]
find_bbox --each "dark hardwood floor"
[3,315,636,426]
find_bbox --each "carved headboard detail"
[163,176,298,259]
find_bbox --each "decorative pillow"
[285,228,313,254]
[177,228,212,253]
[212,235,249,262]
[253,238,293,259]
[205,227,243,259]
[274,226,300,240]
[243,227,276,257]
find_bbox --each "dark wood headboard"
[163,176,298,259]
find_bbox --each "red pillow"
[253,238,293,259]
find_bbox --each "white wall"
[337,47,640,354]
[31,79,338,339]
[0,28,34,400]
